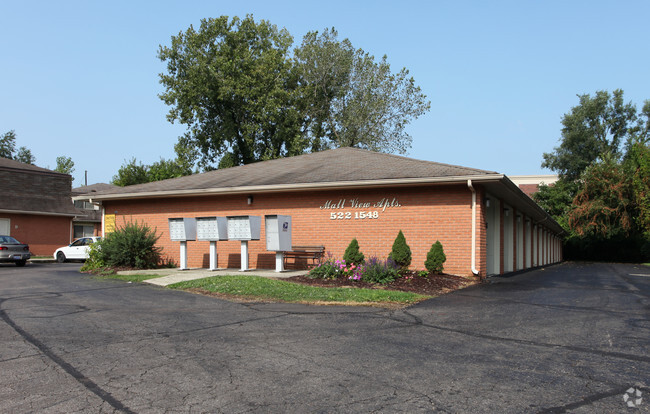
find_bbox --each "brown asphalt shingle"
[90,148,499,197]
[0,157,79,216]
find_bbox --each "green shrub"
[425,241,446,274]
[389,230,412,269]
[159,256,178,268]
[307,260,340,279]
[362,256,399,284]
[80,241,106,272]
[94,221,162,269]
[343,238,365,265]
[308,254,342,279]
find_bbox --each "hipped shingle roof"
[87,147,501,199]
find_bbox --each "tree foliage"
[567,153,634,238]
[112,158,149,186]
[111,155,194,187]
[542,90,646,181]
[1,130,35,164]
[533,179,579,231]
[158,15,302,168]
[294,28,430,154]
[158,16,429,169]
[55,156,75,176]
[539,90,650,260]
[626,140,650,236]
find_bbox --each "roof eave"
[0,208,78,217]
[79,174,506,201]
[483,177,565,235]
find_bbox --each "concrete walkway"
[116,267,309,287]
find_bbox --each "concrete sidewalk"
[117,267,309,287]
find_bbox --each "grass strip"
[169,276,431,305]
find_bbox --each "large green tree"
[542,89,646,181]
[158,16,430,168]
[54,156,75,176]
[111,158,149,186]
[0,130,16,158]
[538,90,650,259]
[567,153,635,238]
[0,130,35,164]
[158,15,302,168]
[295,28,430,154]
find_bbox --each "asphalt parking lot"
[0,261,648,413]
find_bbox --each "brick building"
[0,157,79,255]
[80,148,564,277]
[509,175,559,198]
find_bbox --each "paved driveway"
[0,262,648,413]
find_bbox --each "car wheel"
[56,252,66,263]
[15,260,26,267]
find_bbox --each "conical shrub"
[343,238,365,265]
[425,241,446,274]
[389,230,411,269]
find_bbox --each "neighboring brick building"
[0,157,79,255]
[509,175,559,198]
[79,148,564,277]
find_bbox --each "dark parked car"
[0,235,31,266]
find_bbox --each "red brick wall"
[103,184,483,276]
[0,213,72,255]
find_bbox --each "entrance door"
[503,205,514,273]
[485,196,500,276]
[0,219,9,235]
[516,214,523,270]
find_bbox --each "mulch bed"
[284,271,480,297]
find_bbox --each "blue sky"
[2,1,649,185]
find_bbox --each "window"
[74,225,95,239]
[74,200,95,210]
[70,238,85,247]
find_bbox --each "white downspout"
[467,180,480,276]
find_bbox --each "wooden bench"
[283,245,325,269]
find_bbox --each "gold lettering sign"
[105,214,116,234]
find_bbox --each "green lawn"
[169,276,431,306]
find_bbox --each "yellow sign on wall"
[105,214,116,234]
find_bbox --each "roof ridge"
[334,147,497,174]
[0,157,69,175]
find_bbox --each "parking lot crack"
[0,298,136,414]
